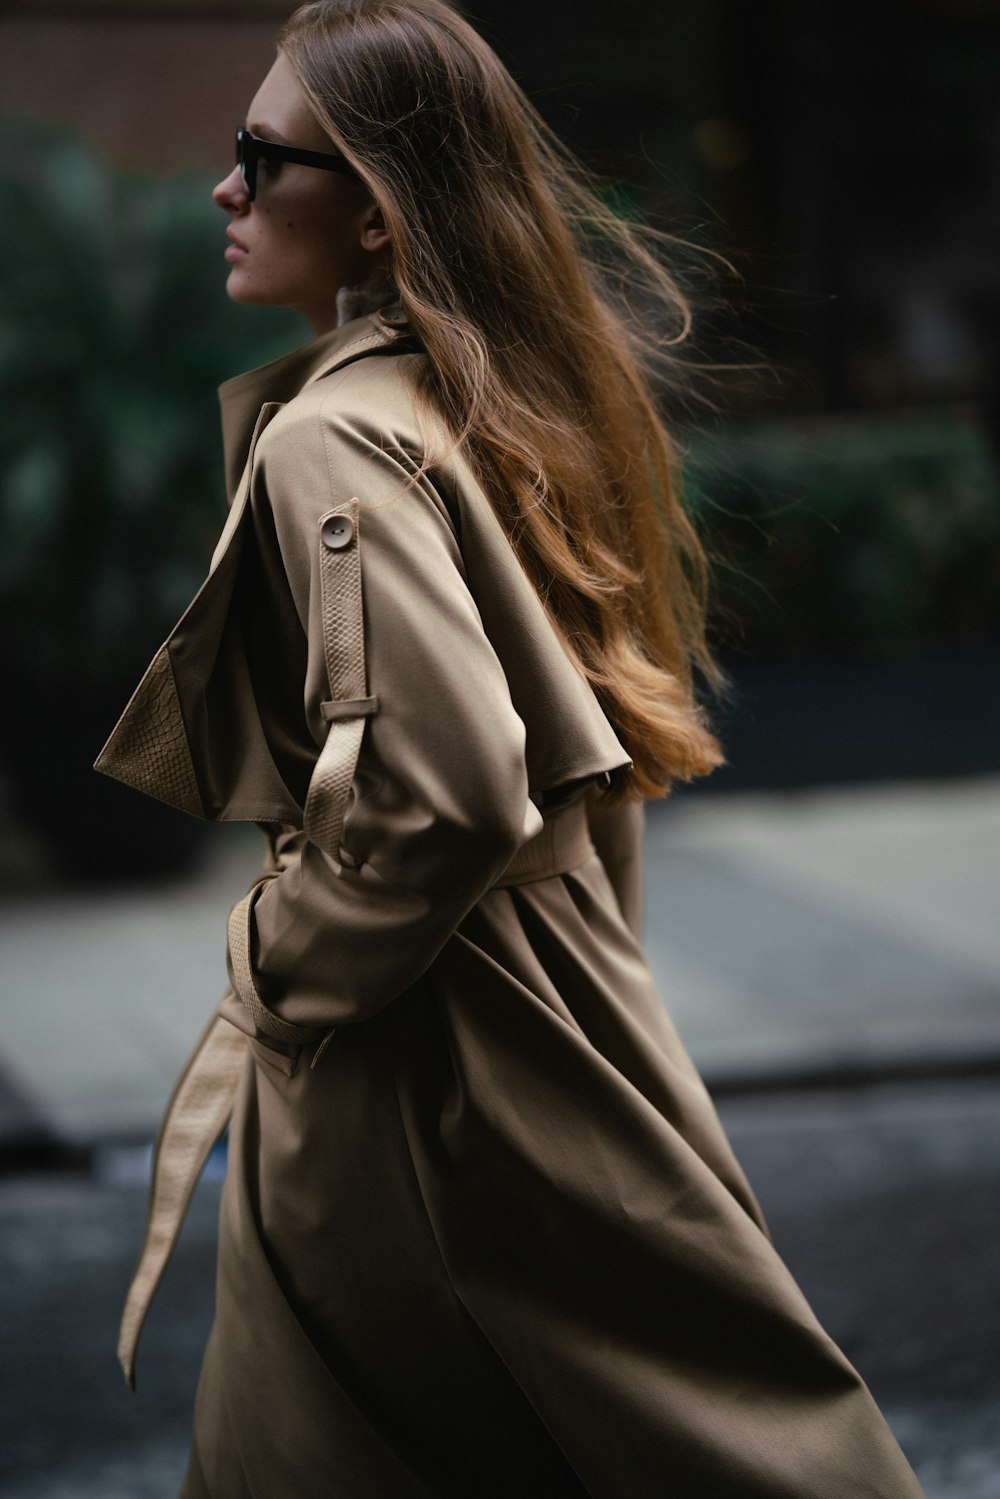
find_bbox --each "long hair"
[280,0,724,798]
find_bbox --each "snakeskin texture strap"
[227,878,325,1046]
[118,1006,246,1388]
[303,500,376,857]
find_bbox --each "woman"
[97,2,927,1494]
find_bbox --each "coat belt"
[492,794,594,888]
[118,796,596,1389]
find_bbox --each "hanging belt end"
[118,1333,138,1392]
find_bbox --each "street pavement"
[1,775,998,1496]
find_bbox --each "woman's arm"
[228,378,542,1041]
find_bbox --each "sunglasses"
[235,128,357,202]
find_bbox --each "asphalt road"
[1,1076,998,1499]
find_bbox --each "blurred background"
[0,1,998,1495]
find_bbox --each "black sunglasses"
[235,128,357,202]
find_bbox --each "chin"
[225,270,280,308]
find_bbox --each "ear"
[360,201,392,255]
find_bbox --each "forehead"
[246,53,330,151]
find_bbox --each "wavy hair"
[280,0,724,798]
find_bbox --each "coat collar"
[219,305,412,504]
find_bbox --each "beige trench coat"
[96,308,925,1498]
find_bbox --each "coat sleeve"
[226,379,543,1040]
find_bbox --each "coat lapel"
[94,399,292,821]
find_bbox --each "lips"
[225,230,248,260]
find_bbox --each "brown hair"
[280,0,724,798]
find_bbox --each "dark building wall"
[0,14,277,175]
[717,0,1000,412]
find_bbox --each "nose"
[212,163,249,214]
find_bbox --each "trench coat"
[95,306,926,1498]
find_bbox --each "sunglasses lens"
[235,131,255,200]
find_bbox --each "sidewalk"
[643,774,1000,1085]
[1,776,998,1149]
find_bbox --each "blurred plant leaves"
[686,412,1000,659]
[0,116,301,682]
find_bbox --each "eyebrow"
[246,122,293,145]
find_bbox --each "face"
[212,54,391,335]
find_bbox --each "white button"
[321,514,355,550]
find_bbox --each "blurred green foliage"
[686,413,1000,660]
[0,117,301,682]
